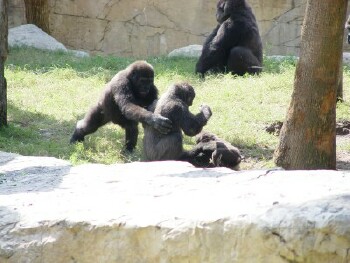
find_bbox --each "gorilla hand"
[150,114,172,134]
[200,104,212,120]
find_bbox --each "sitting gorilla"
[196,0,263,76]
[190,131,242,169]
[70,60,172,152]
[346,15,350,44]
[143,82,212,161]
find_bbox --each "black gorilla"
[70,60,172,152]
[346,15,350,44]
[189,131,242,169]
[143,82,212,161]
[196,0,263,76]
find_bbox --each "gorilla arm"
[180,104,212,136]
[196,25,225,75]
[196,22,240,74]
[115,89,172,134]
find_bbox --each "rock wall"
[7,0,350,57]
[1,152,350,263]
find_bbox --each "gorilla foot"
[121,146,135,155]
[69,131,85,144]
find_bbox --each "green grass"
[2,47,350,169]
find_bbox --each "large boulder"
[8,24,89,57]
[168,44,203,58]
[8,24,68,51]
[1,151,350,262]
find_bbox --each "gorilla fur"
[70,60,172,152]
[189,131,242,169]
[143,82,212,161]
[196,0,263,76]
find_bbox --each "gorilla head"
[128,61,155,98]
[170,82,195,106]
[216,0,247,23]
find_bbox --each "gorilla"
[70,60,172,152]
[189,131,242,170]
[143,82,212,161]
[346,14,350,44]
[196,0,263,76]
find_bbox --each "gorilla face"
[216,0,229,24]
[136,76,154,97]
[131,66,155,98]
[216,0,246,23]
[172,83,195,106]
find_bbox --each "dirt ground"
[336,136,350,170]
[265,121,350,170]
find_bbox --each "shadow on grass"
[0,104,138,165]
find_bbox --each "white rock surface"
[8,24,89,57]
[1,151,350,263]
[9,24,68,51]
[168,44,203,58]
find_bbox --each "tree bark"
[274,0,347,170]
[0,0,8,127]
[24,0,50,33]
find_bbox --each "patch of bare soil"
[265,121,350,170]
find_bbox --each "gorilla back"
[196,0,263,76]
[143,83,212,161]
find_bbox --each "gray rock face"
[8,24,68,51]
[8,24,90,57]
[168,44,203,58]
[1,151,350,263]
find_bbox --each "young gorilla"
[196,0,263,76]
[70,61,172,152]
[143,83,212,161]
[189,131,242,170]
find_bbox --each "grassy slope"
[2,47,350,169]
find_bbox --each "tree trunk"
[24,0,50,33]
[0,0,8,127]
[274,0,347,170]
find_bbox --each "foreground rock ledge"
[1,152,350,263]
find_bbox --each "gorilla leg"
[144,130,183,161]
[124,122,139,152]
[70,105,108,143]
[227,46,262,76]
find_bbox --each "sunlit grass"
[2,47,350,169]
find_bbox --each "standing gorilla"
[70,61,172,152]
[196,0,263,76]
[143,82,212,161]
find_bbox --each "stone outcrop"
[8,0,350,57]
[9,24,89,57]
[9,24,67,51]
[168,44,203,58]
[1,151,350,263]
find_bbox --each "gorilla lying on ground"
[196,0,263,76]
[189,131,242,170]
[70,61,172,152]
[143,82,212,161]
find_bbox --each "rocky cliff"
[8,0,350,58]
